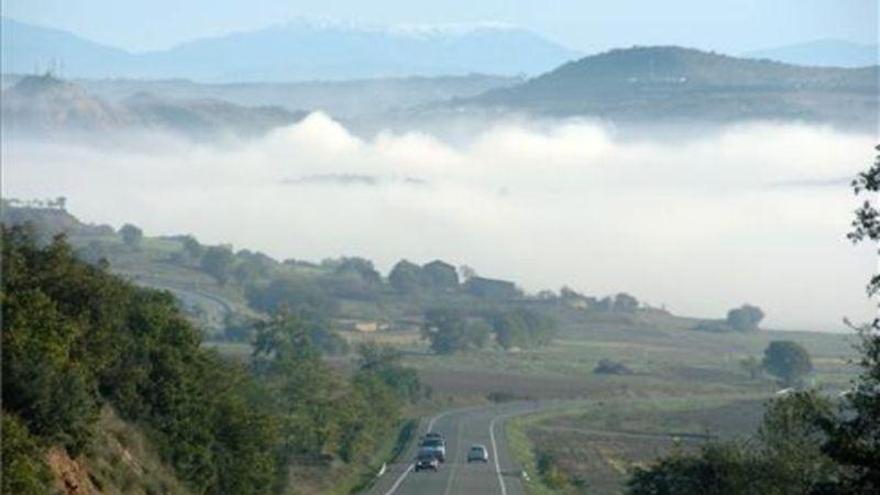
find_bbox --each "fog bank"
[3,114,876,331]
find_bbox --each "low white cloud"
[3,114,876,331]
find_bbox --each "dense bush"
[594,358,634,375]
[762,340,813,386]
[727,304,765,331]
[627,392,837,495]
[1,413,54,495]
[421,308,488,354]
[488,308,557,349]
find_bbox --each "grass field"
[506,395,773,495]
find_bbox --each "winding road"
[363,401,555,495]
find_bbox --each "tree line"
[421,307,558,354]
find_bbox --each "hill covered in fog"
[1,16,579,81]
[459,46,879,130]
[1,74,305,138]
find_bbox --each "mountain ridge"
[1,16,580,82]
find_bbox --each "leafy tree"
[388,259,423,294]
[613,293,640,313]
[247,276,338,316]
[422,308,485,354]
[2,228,101,454]
[467,319,493,349]
[201,245,235,284]
[421,260,459,291]
[727,304,765,331]
[357,343,423,403]
[334,257,382,286]
[813,145,880,493]
[0,226,283,494]
[595,296,614,312]
[627,392,837,495]
[628,441,760,494]
[252,312,343,457]
[119,223,143,248]
[762,341,813,386]
[1,413,53,495]
[489,308,557,349]
[181,234,204,259]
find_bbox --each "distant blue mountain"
[1,17,581,82]
[743,39,878,68]
[1,17,133,76]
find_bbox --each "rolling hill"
[461,46,879,130]
[1,74,305,138]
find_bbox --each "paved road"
[364,401,554,495]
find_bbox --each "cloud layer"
[4,114,876,331]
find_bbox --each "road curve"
[363,401,553,495]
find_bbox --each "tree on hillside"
[489,308,557,349]
[334,257,382,286]
[356,343,423,403]
[0,226,282,494]
[422,308,485,354]
[1,413,53,495]
[246,276,338,317]
[201,245,235,284]
[613,293,640,313]
[421,260,459,291]
[119,223,143,249]
[627,391,837,494]
[181,234,203,259]
[814,145,880,492]
[762,341,813,386]
[727,304,765,331]
[388,259,423,294]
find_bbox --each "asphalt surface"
[363,401,553,495]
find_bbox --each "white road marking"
[379,404,526,495]
[382,407,470,495]
[382,463,416,495]
[489,414,508,495]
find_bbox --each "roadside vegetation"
[0,225,423,495]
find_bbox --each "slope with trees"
[0,225,422,495]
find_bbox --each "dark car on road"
[415,448,440,472]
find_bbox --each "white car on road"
[467,444,489,463]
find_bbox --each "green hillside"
[464,46,879,129]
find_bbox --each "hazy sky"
[4,0,878,53]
